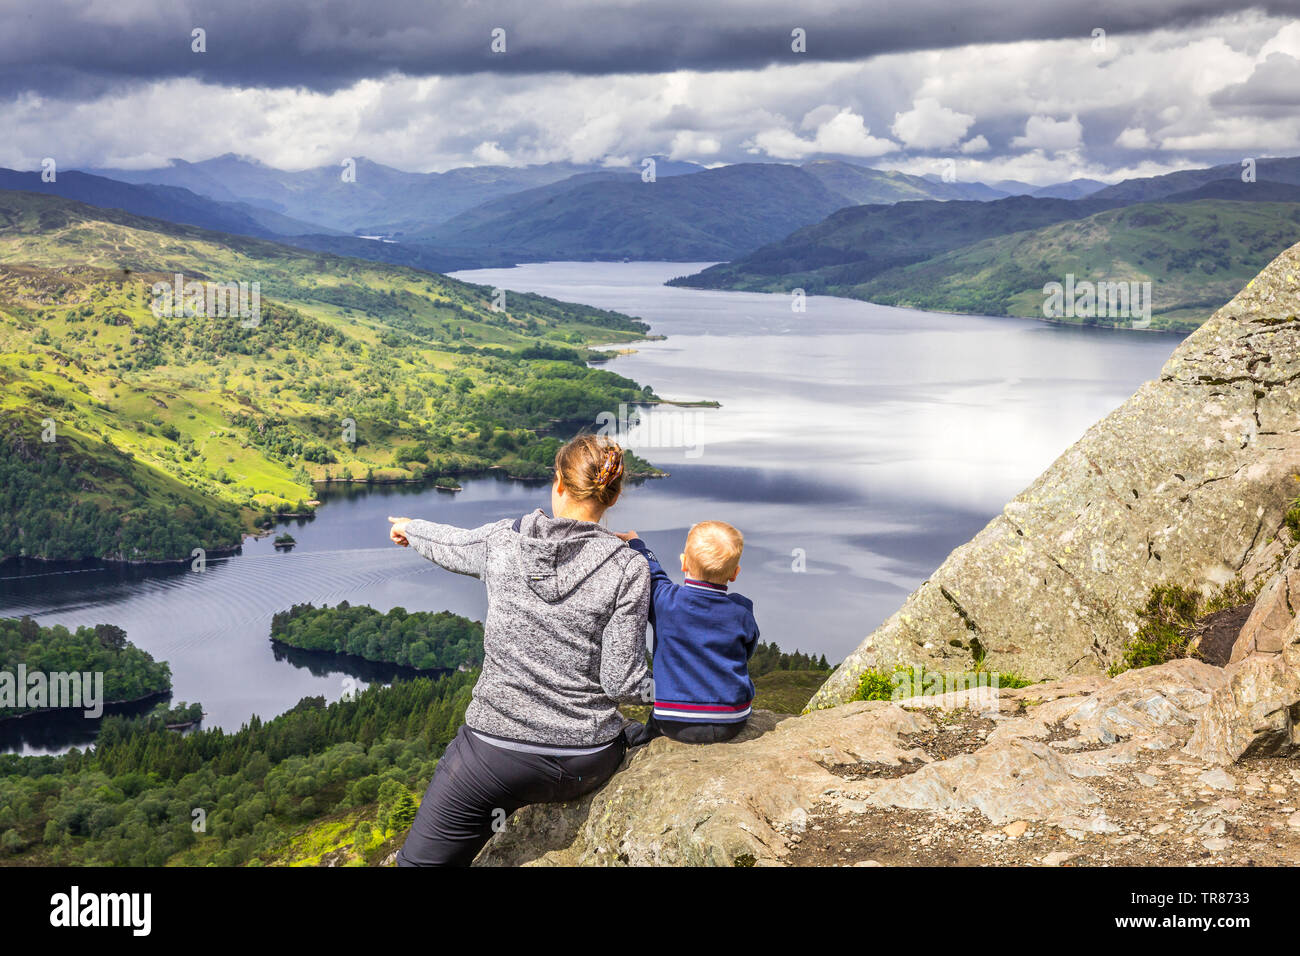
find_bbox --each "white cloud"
[668,130,721,160]
[890,97,975,150]
[1115,127,1152,149]
[472,141,511,164]
[879,149,1191,189]
[959,135,989,154]
[1011,114,1083,153]
[1258,20,1300,60]
[750,108,897,159]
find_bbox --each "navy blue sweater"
[627,538,759,723]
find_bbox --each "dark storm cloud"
[2,0,1296,95]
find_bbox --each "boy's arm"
[744,614,760,660]
[402,518,505,579]
[600,557,652,702]
[625,537,676,598]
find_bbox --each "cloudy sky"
[4,0,1300,185]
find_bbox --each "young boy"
[618,521,759,744]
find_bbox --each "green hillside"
[823,200,1300,330]
[0,167,336,239]
[799,160,1006,204]
[0,190,660,562]
[671,195,1120,291]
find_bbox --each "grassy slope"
[846,200,1300,330]
[0,191,660,561]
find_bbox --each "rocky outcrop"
[808,242,1300,709]
[477,707,914,866]
[1185,542,1300,764]
[477,658,1300,866]
[1229,543,1300,662]
[1184,645,1300,764]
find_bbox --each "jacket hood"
[515,509,627,602]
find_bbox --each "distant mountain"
[86,153,705,235]
[1029,178,1109,199]
[915,173,1009,200]
[1091,156,1300,202]
[1163,179,1300,203]
[0,168,518,272]
[990,179,1038,195]
[274,234,515,273]
[402,170,640,241]
[802,160,1007,203]
[419,162,853,261]
[986,178,1109,199]
[671,195,1123,290]
[0,168,334,238]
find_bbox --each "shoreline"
[0,687,172,726]
[0,463,670,573]
[269,636,469,679]
[666,277,1192,335]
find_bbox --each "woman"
[387,434,650,866]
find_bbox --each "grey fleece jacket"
[403,509,650,747]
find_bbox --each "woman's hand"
[613,530,639,542]
[389,516,412,547]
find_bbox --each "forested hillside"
[0,670,476,865]
[674,194,1300,330]
[0,190,662,562]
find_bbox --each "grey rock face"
[809,242,1300,709]
[1185,629,1300,765]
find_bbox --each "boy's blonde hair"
[683,521,744,584]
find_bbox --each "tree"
[389,792,418,833]
[95,624,128,651]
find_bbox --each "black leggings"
[395,724,626,867]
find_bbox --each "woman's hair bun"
[555,434,625,507]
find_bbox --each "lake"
[0,261,1183,753]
